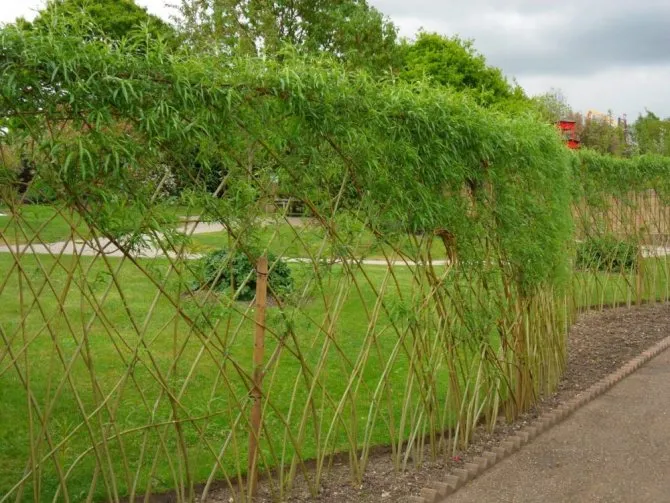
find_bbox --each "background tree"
[634,111,670,156]
[532,88,573,123]
[8,1,179,198]
[21,0,174,42]
[176,0,400,73]
[399,32,521,107]
[580,111,626,156]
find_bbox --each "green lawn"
[0,205,91,245]
[0,253,458,501]
[0,203,202,247]
[1,247,669,502]
[0,205,447,262]
[573,257,670,309]
[187,222,447,260]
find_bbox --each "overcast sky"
[2,0,668,118]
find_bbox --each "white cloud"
[369,0,670,117]
[520,65,670,120]
[0,0,45,23]
[135,0,175,21]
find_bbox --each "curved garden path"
[0,219,451,265]
[1,218,669,266]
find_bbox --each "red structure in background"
[556,119,580,149]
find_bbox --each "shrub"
[193,248,293,301]
[575,235,639,272]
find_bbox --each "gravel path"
[447,347,670,503]
[0,237,449,266]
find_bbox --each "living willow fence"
[572,152,670,310]
[2,23,670,503]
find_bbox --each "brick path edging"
[406,334,670,503]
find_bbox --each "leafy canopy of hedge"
[0,15,587,295]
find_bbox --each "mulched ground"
[203,302,670,503]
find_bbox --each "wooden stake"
[636,194,643,306]
[248,256,267,499]
[636,246,643,306]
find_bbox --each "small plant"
[575,235,639,272]
[193,248,293,301]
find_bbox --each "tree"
[175,0,400,73]
[399,32,519,106]
[531,90,629,155]
[634,111,670,156]
[579,111,626,156]
[532,88,573,123]
[21,0,174,42]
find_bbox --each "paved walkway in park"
[448,348,670,503]
[0,220,226,259]
[2,217,670,266]
[0,219,449,265]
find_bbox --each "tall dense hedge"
[1,22,574,290]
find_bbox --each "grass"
[0,205,91,246]
[187,221,447,260]
[0,252,461,501]
[2,235,669,501]
[573,257,670,309]
[0,203,211,248]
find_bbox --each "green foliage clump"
[532,88,572,123]
[0,16,575,294]
[634,110,670,157]
[194,249,293,301]
[399,32,522,107]
[574,149,670,200]
[575,235,639,273]
[22,0,174,42]
[177,0,400,73]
